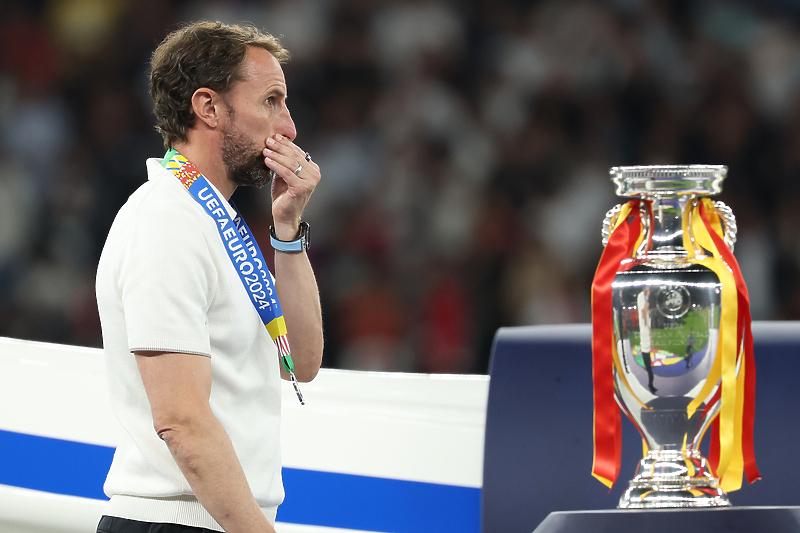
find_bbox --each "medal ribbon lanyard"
[162,149,304,404]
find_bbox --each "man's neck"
[172,141,237,200]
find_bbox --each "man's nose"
[278,108,297,141]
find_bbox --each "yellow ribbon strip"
[726,347,746,491]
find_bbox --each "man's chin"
[249,168,273,189]
[232,166,273,189]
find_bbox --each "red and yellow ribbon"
[695,199,760,489]
[591,200,642,488]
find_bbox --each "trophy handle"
[601,204,624,248]
[714,201,737,252]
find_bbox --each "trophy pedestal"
[533,507,800,533]
[619,449,729,508]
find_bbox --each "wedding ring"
[294,164,303,175]
[304,151,312,162]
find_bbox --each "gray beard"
[220,125,273,189]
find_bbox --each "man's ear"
[191,88,224,129]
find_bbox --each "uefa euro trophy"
[590,165,759,509]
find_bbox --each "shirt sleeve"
[118,208,217,356]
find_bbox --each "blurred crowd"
[1,0,800,374]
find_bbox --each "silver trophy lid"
[610,165,727,197]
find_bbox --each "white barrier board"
[0,337,488,533]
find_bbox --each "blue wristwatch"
[270,222,310,253]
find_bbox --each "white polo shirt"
[637,290,652,354]
[95,158,283,530]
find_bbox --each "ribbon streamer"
[698,199,760,487]
[591,201,641,488]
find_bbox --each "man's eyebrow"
[264,86,287,98]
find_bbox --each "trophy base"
[619,449,731,509]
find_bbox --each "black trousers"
[97,516,219,533]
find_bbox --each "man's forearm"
[160,416,278,533]
[275,247,323,382]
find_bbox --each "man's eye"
[266,97,274,106]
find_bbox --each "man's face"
[219,46,296,188]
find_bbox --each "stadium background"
[1,0,799,374]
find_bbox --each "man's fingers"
[265,150,303,177]
[265,135,318,173]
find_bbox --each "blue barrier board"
[0,429,480,532]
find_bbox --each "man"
[684,330,695,369]
[95,22,323,533]
[637,286,656,394]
